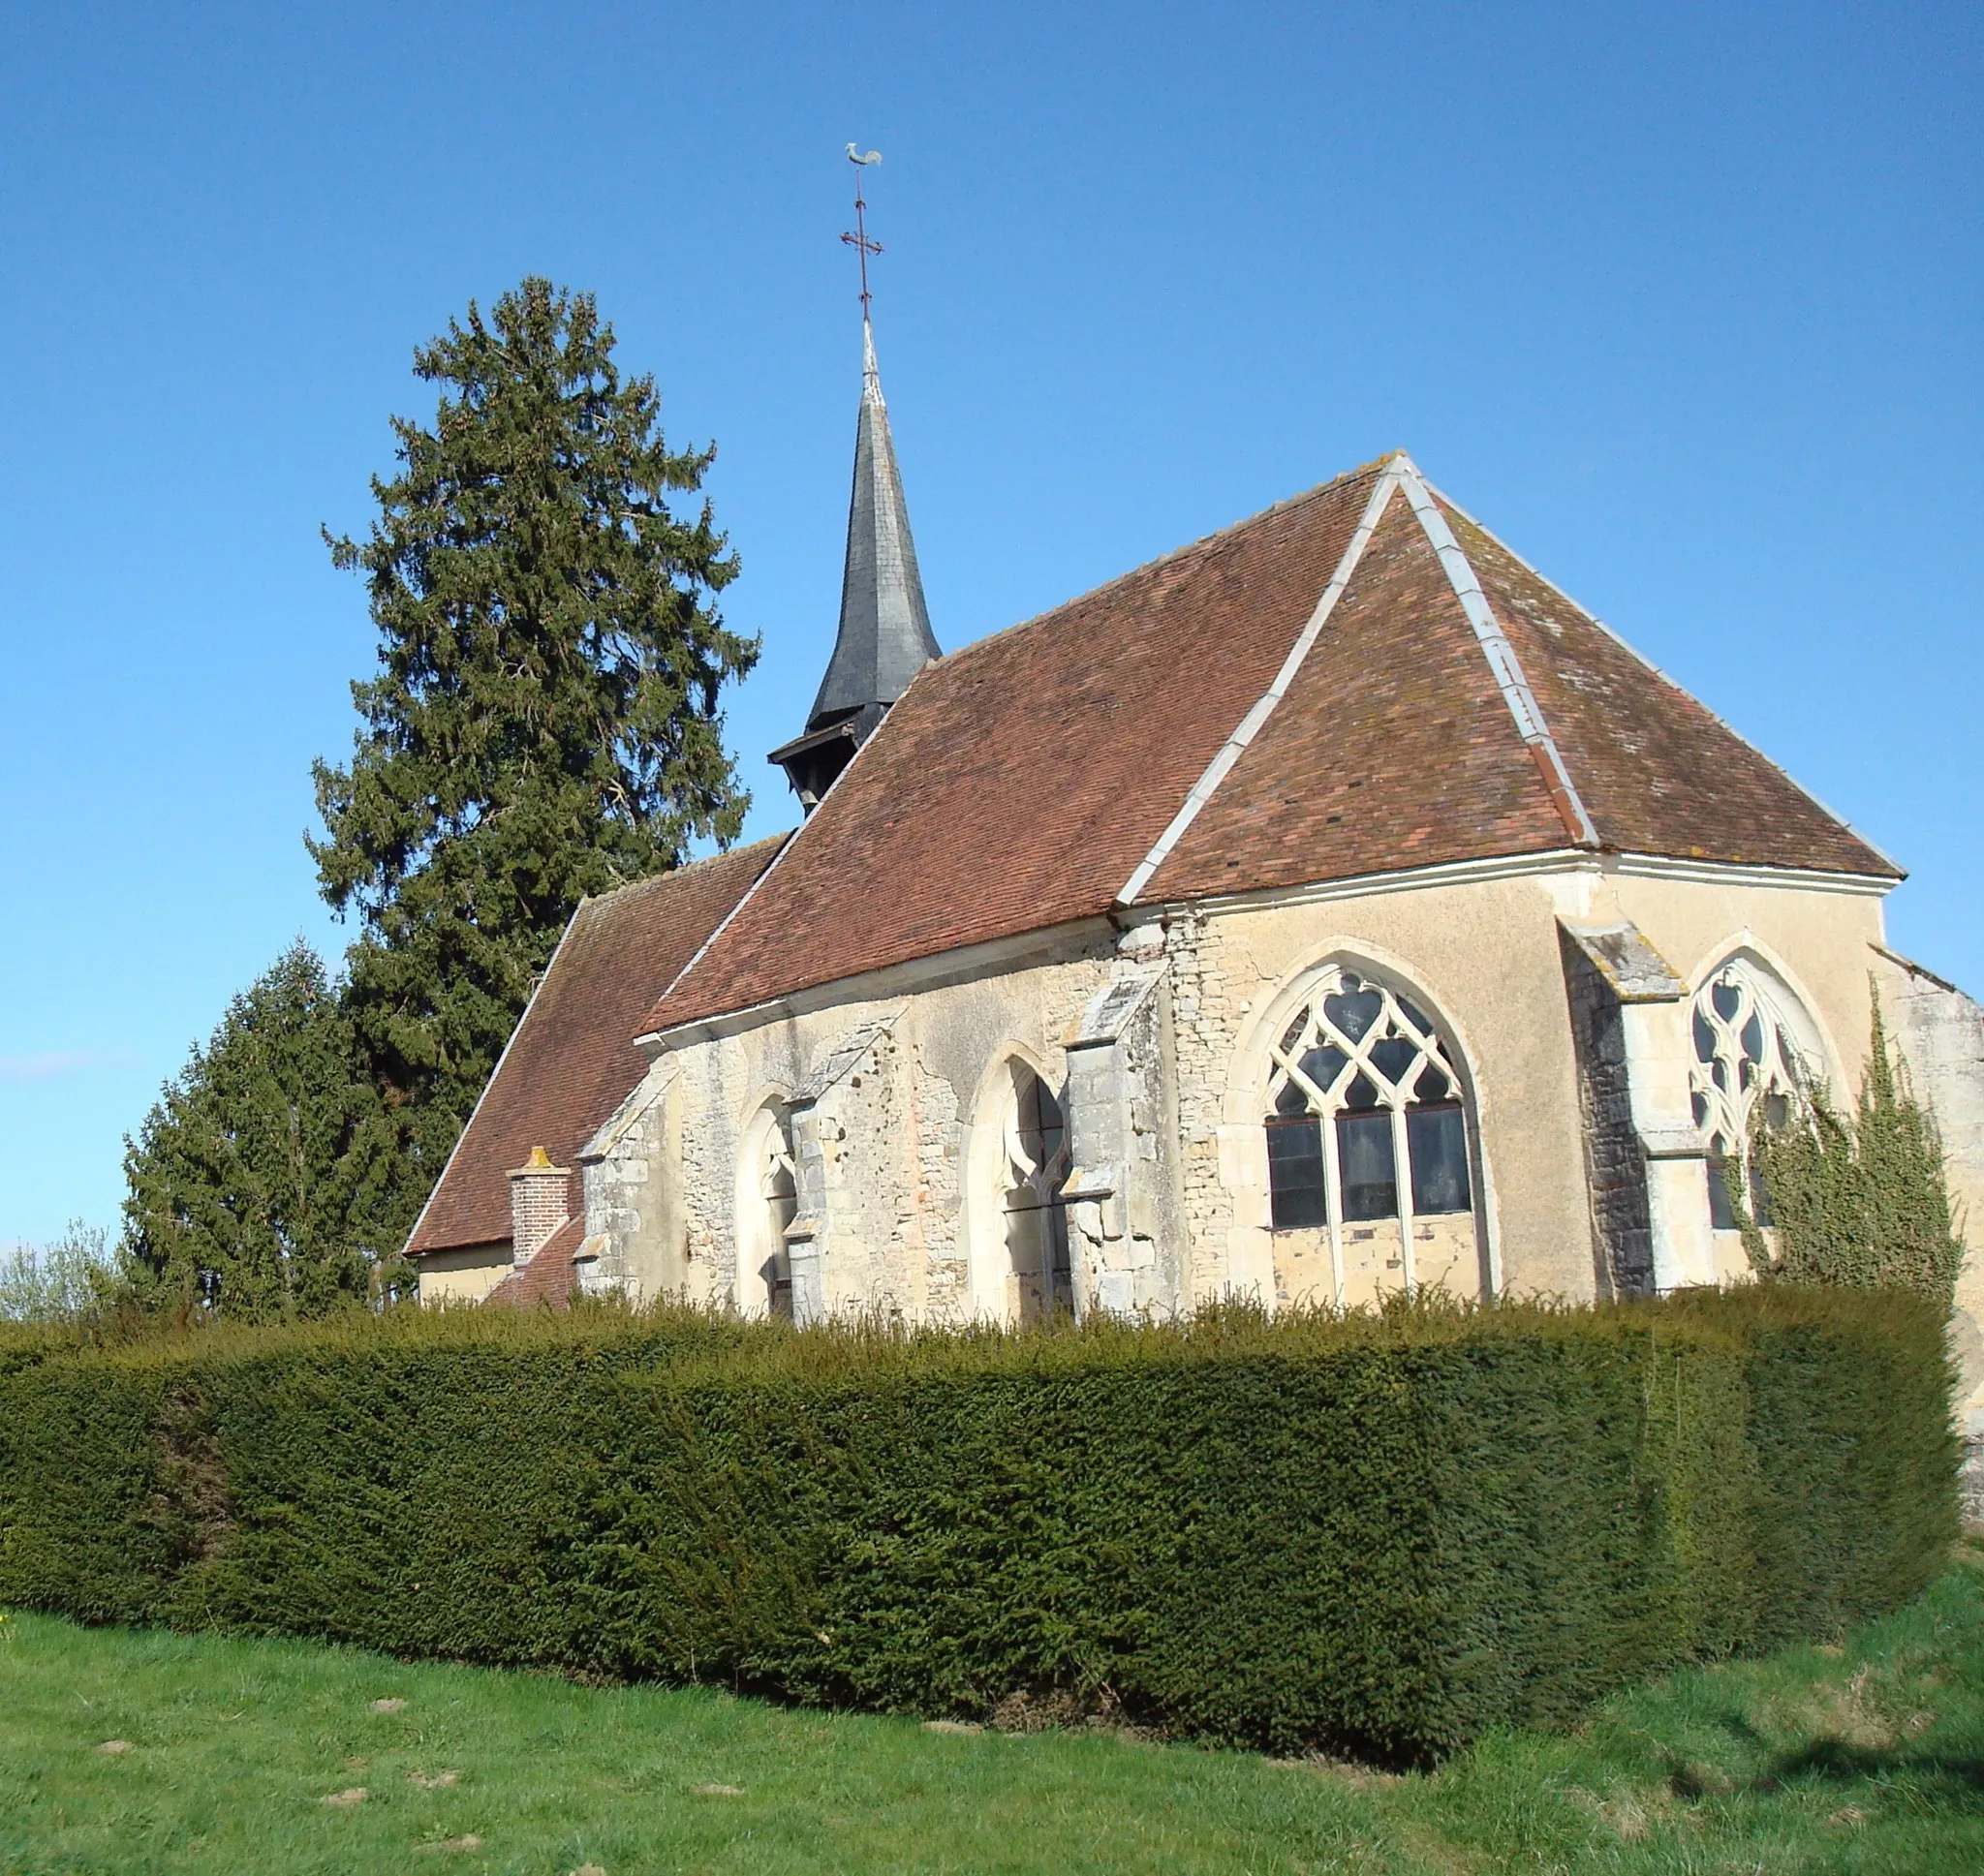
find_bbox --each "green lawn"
[5,1545,1983,1874]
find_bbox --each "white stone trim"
[641,849,1893,1062]
[1115,461,1408,907]
[1149,846,1893,924]
[579,1059,680,1165]
[1676,932,1845,1099]
[1605,852,1893,898]
[1172,847,1596,918]
[962,1043,1070,1325]
[638,915,1114,1052]
[1394,460,1598,849]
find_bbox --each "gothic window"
[992,1060,1071,1323]
[1688,961,1809,1231]
[1263,969,1473,1237]
[737,1103,797,1319]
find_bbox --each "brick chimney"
[507,1147,571,1267]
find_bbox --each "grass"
[4,1544,1983,1874]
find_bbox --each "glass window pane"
[1749,1159,1774,1229]
[1693,1008,1717,1064]
[1407,1105,1472,1215]
[1298,1043,1348,1096]
[1707,1155,1738,1231]
[1336,1112,1398,1221]
[1369,1036,1417,1087]
[1266,1120,1327,1230]
[1323,981,1382,1043]
[1412,1061,1453,1104]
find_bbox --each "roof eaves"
[1419,474,1906,880]
[1115,457,1409,907]
[1394,457,1599,851]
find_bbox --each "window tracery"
[1262,969,1474,1279]
[1688,960,1810,1230]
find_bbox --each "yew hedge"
[0,1287,1956,1762]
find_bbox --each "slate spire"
[772,319,940,806]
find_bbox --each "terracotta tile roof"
[639,451,1897,1038]
[646,463,1391,1031]
[1437,501,1896,878]
[407,838,785,1257]
[1142,490,1571,902]
[484,1215,585,1309]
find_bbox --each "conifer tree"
[311,278,756,1241]
[121,942,379,1320]
[1740,1000,1967,1312]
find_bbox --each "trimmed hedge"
[0,1287,1957,1761]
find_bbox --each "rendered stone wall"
[415,1244,513,1303]
[573,859,1906,1334]
[578,1077,693,1302]
[1877,950,1984,1432]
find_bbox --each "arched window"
[1002,1063,1071,1322]
[1688,960,1812,1231]
[736,1103,797,1319]
[967,1057,1072,1324]
[1262,968,1475,1298]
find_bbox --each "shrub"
[1741,1002,1967,1312]
[0,1288,1956,1762]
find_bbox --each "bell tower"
[770,148,940,809]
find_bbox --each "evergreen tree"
[121,942,379,1320]
[311,277,756,1243]
[1740,1000,1968,1312]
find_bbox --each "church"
[405,314,1984,1433]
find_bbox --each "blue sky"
[1,1,1978,1247]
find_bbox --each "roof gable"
[1437,499,1896,877]
[646,462,1392,1032]
[643,453,1897,1039]
[1140,484,1574,903]
[408,837,784,1256]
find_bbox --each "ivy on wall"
[1739,998,1967,1313]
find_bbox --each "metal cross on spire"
[841,143,884,320]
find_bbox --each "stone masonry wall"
[1164,909,1253,1305]
[1558,929,1657,1300]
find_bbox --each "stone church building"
[407,322,1984,1432]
